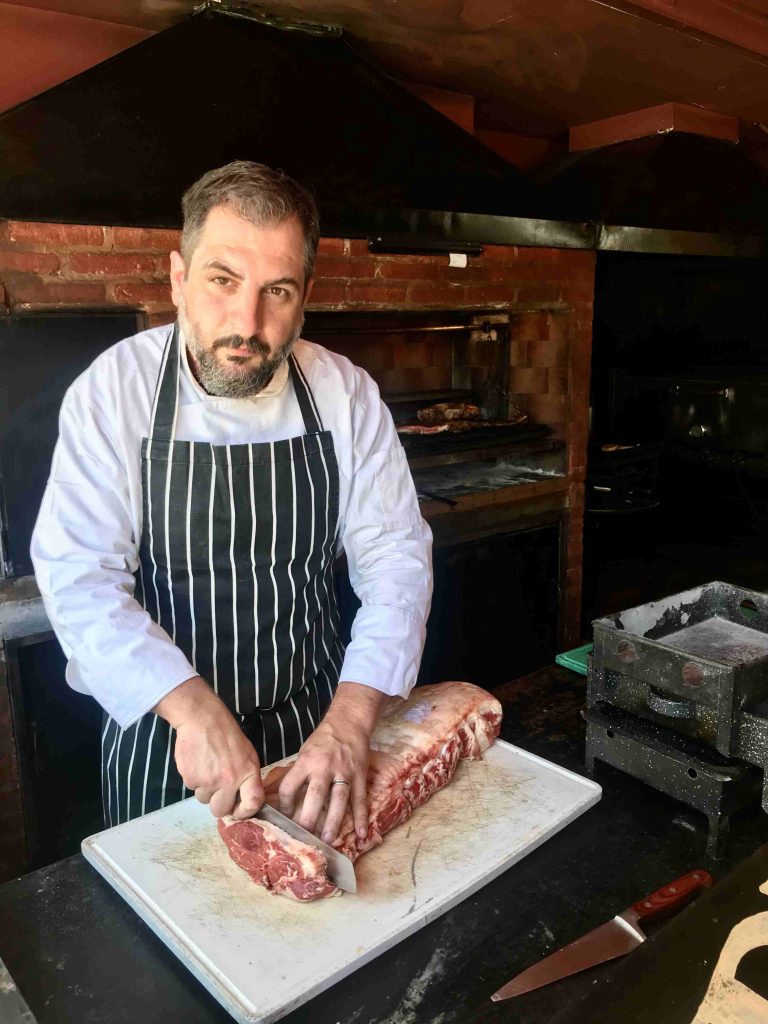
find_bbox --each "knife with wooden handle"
[491,868,713,1001]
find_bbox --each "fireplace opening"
[0,310,142,579]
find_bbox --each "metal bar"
[307,324,487,335]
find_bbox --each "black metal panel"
[5,634,103,870]
[539,133,768,236]
[0,311,141,578]
[336,523,560,688]
[0,9,546,230]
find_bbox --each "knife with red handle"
[491,868,713,1002]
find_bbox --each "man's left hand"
[277,682,385,844]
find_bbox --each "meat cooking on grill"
[416,402,481,425]
[218,681,503,901]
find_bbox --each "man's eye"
[268,286,287,296]
[211,276,233,286]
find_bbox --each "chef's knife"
[491,868,712,1001]
[254,803,357,893]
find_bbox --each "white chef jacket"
[30,325,433,729]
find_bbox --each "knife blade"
[491,868,712,1001]
[254,803,357,893]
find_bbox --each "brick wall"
[0,220,595,880]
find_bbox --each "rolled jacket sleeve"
[337,372,433,699]
[30,383,197,729]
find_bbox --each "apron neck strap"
[149,323,181,441]
[289,353,324,433]
[149,328,324,439]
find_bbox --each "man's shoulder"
[89,323,172,376]
[68,323,173,400]
[294,338,377,396]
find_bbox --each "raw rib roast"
[218,681,503,901]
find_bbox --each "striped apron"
[101,324,344,826]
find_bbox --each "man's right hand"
[153,676,264,819]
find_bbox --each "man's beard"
[179,305,303,398]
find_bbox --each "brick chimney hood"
[0,6,551,244]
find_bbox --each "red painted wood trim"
[613,0,768,61]
[398,80,475,135]
[569,102,739,151]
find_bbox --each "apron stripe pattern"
[104,325,344,825]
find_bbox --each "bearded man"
[31,160,432,846]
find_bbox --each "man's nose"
[229,287,262,338]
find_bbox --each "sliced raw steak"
[217,816,339,901]
[218,681,502,901]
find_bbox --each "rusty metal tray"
[590,582,768,756]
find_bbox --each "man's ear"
[169,251,187,308]
[302,275,315,306]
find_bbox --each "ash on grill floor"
[412,459,563,498]
[661,616,768,665]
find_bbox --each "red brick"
[352,284,408,305]
[0,250,60,274]
[348,239,369,257]
[528,337,568,369]
[110,282,172,306]
[394,340,432,370]
[546,313,570,343]
[561,278,595,303]
[317,238,346,255]
[315,257,376,279]
[548,368,569,394]
[0,221,107,250]
[527,394,568,422]
[464,283,515,304]
[510,312,550,342]
[307,283,348,306]
[407,285,466,306]
[145,310,174,328]
[379,366,451,392]
[509,339,530,367]
[483,244,519,261]
[373,258,442,280]
[378,261,497,285]
[8,279,106,306]
[66,253,160,277]
[509,367,549,394]
[111,227,180,252]
[516,285,563,305]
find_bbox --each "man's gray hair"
[180,160,320,283]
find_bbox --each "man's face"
[169,206,313,398]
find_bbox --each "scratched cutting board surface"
[82,740,600,1024]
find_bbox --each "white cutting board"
[82,740,600,1024]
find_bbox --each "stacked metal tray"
[585,582,768,855]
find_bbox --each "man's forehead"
[200,207,301,241]
[191,209,304,267]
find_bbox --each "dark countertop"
[2,665,768,1024]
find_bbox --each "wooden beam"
[397,81,475,135]
[569,102,739,152]
[602,0,768,61]
[475,129,560,171]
